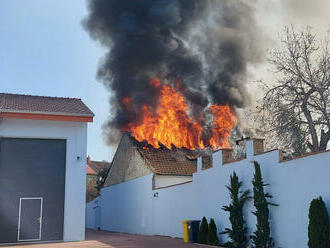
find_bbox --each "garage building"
[0,93,94,245]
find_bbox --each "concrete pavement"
[3,229,211,248]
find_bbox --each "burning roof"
[122,79,237,150]
[84,0,265,151]
[129,134,197,176]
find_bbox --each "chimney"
[87,155,91,163]
[279,150,284,162]
[222,149,233,164]
[201,155,213,169]
[246,138,264,159]
[253,139,264,155]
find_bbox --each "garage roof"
[0,93,94,122]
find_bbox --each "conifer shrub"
[222,171,250,248]
[198,216,208,244]
[207,218,220,246]
[308,197,330,248]
[251,161,277,248]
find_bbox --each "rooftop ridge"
[0,92,82,101]
[0,92,94,121]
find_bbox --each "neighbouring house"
[104,133,198,189]
[0,93,94,245]
[87,137,330,248]
[86,156,110,202]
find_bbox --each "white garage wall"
[0,118,87,242]
[87,140,330,248]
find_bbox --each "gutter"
[1,109,94,117]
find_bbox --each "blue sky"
[0,0,114,161]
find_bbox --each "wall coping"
[279,149,330,163]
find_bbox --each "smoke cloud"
[83,0,264,143]
[283,0,330,20]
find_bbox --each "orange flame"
[122,79,237,150]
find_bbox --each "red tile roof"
[87,165,98,175]
[130,136,197,176]
[87,158,110,175]
[0,93,94,117]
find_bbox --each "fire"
[122,79,237,150]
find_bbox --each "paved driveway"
[3,229,210,248]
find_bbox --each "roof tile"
[130,136,197,176]
[0,93,94,116]
[87,159,110,175]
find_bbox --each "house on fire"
[87,137,330,248]
[104,133,204,189]
[0,93,93,245]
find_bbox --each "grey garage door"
[0,138,66,244]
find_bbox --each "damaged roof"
[131,137,197,176]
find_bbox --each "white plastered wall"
[0,118,87,241]
[153,174,192,189]
[87,140,330,247]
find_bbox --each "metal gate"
[0,138,66,244]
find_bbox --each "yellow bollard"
[182,220,189,243]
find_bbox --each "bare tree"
[259,26,330,155]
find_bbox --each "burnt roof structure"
[129,135,197,176]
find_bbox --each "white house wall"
[87,140,330,248]
[153,174,192,189]
[0,118,87,242]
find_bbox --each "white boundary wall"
[0,118,87,241]
[87,140,330,247]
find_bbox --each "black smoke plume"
[83,0,264,143]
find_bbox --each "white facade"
[153,174,192,189]
[0,118,87,242]
[87,140,330,248]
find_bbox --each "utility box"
[182,220,201,243]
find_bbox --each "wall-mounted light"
[153,192,159,198]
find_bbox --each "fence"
[86,140,330,247]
